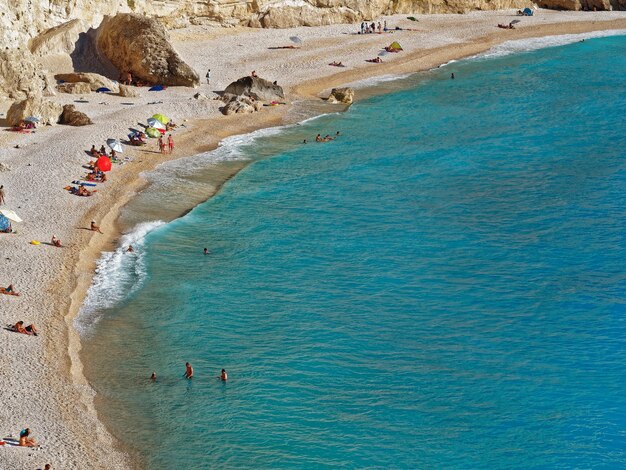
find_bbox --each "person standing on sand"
[158,136,164,154]
[185,362,194,379]
[0,184,5,205]
[168,134,174,154]
[206,69,211,85]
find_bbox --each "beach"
[1,9,626,469]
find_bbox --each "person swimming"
[203,248,209,255]
[220,369,228,381]
[150,372,157,381]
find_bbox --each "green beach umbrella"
[152,114,169,124]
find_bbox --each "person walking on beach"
[168,134,174,154]
[206,69,211,85]
[158,136,165,154]
[185,362,194,379]
[90,221,103,234]
[0,185,5,205]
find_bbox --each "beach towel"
[149,85,165,92]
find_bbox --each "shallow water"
[81,34,626,468]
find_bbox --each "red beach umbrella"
[96,156,112,172]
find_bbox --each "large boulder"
[0,48,54,100]
[29,19,88,57]
[118,84,139,97]
[221,95,263,115]
[55,72,119,93]
[327,87,354,105]
[223,76,284,102]
[95,13,199,87]
[57,82,92,94]
[59,104,93,126]
[7,96,63,126]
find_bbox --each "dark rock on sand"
[59,104,93,126]
[327,87,354,104]
[223,76,284,102]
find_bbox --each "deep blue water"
[82,34,626,469]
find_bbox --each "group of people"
[157,134,175,154]
[148,363,228,382]
[360,20,387,34]
[308,131,340,143]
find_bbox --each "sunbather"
[18,428,38,447]
[51,235,62,247]
[0,284,20,296]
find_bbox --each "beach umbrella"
[96,156,112,172]
[0,214,10,231]
[147,117,166,129]
[289,36,302,45]
[0,209,23,223]
[96,87,112,93]
[511,19,521,24]
[378,50,390,57]
[145,127,161,138]
[24,116,39,123]
[106,138,123,153]
[151,114,169,124]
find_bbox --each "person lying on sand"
[12,321,38,335]
[329,61,345,67]
[366,57,383,63]
[19,428,38,447]
[0,284,20,296]
[76,185,93,197]
[498,23,515,29]
[251,70,258,78]
[51,235,62,247]
[90,221,103,234]
[269,45,300,49]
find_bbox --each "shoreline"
[1,11,626,469]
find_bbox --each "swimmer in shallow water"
[185,362,194,379]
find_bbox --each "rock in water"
[59,104,93,126]
[7,96,63,126]
[327,87,354,104]
[96,14,199,87]
[223,76,284,102]
[55,72,119,93]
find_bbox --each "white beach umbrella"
[107,138,124,153]
[289,36,303,45]
[24,116,40,123]
[0,209,22,223]
[147,117,166,130]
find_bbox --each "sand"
[0,9,625,469]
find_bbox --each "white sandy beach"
[1,9,626,469]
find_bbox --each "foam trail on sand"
[76,220,166,336]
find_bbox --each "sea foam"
[75,220,166,336]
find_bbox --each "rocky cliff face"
[3,0,624,51]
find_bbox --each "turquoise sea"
[80,33,626,468]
